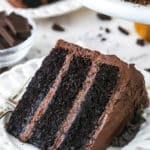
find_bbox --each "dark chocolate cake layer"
[59,64,119,150]
[27,56,91,149]
[7,40,149,150]
[7,48,67,137]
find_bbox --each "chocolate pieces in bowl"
[0,12,32,50]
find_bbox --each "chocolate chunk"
[118,26,130,35]
[97,13,112,21]
[105,28,111,33]
[0,12,32,50]
[8,13,30,34]
[5,18,17,34]
[145,68,150,73]
[136,38,145,46]
[101,38,107,41]
[52,23,65,32]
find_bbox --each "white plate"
[80,0,150,24]
[0,0,82,19]
[0,58,149,150]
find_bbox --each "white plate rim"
[0,0,82,19]
[80,0,150,24]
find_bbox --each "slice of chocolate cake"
[6,40,149,150]
[8,0,61,8]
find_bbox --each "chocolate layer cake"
[124,0,150,5]
[7,40,149,150]
[8,0,61,8]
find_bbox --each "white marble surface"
[22,8,150,70]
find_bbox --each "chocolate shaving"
[52,23,65,32]
[105,28,111,33]
[136,39,145,47]
[144,68,150,73]
[118,26,130,35]
[97,13,112,21]
[101,38,107,41]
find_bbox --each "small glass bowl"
[0,14,36,68]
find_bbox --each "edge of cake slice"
[54,40,149,150]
